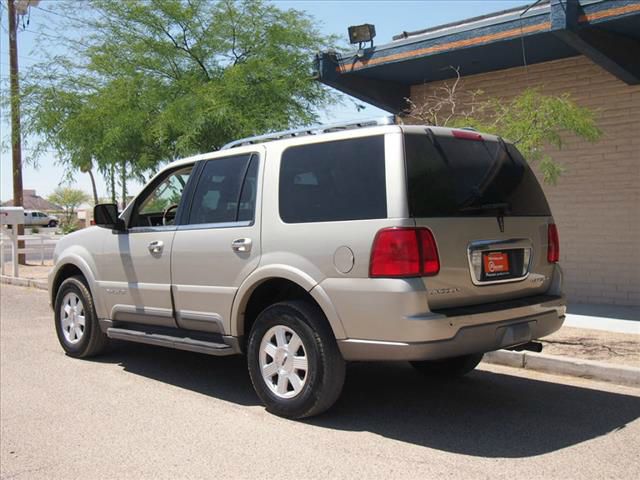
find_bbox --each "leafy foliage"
[47,187,90,225]
[406,73,602,184]
[21,0,338,201]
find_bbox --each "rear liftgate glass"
[404,131,553,285]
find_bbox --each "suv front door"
[98,165,194,327]
[171,151,262,334]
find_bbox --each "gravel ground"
[541,326,640,367]
[1,262,52,280]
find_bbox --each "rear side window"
[188,154,258,225]
[404,134,551,217]
[279,136,387,223]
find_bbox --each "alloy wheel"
[259,325,308,399]
[60,292,85,344]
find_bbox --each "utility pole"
[7,0,25,264]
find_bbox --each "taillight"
[547,223,559,263]
[419,228,440,275]
[369,227,440,278]
[452,129,483,141]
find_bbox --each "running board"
[106,327,240,356]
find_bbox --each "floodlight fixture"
[348,24,376,49]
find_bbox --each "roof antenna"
[519,0,544,86]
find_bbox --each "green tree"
[405,70,601,184]
[48,187,90,227]
[21,0,338,205]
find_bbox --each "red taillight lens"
[419,228,440,275]
[547,223,559,263]
[369,227,440,278]
[452,129,483,141]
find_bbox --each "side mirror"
[94,203,126,231]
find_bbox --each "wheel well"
[51,264,85,304]
[242,278,325,342]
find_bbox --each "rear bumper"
[337,294,566,361]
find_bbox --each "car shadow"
[93,343,640,458]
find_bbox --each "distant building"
[2,189,62,211]
[317,0,640,306]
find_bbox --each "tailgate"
[403,129,558,309]
[415,216,555,309]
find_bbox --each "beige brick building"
[319,0,639,306]
[411,56,640,305]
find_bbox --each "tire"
[54,276,109,358]
[247,300,345,419]
[48,220,57,228]
[410,353,484,378]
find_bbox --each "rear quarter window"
[279,136,387,223]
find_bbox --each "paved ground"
[565,311,640,335]
[1,284,640,479]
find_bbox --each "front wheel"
[54,276,109,358]
[410,353,484,378]
[247,300,345,419]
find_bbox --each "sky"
[0,0,530,202]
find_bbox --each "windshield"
[404,133,551,217]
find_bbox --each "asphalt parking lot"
[1,284,639,479]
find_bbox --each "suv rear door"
[403,129,556,309]
[171,149,263,334]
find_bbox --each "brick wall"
[410,56,640,306]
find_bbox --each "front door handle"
[148,240,164,255]
[231,238,252,253]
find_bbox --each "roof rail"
[220,116,395,150]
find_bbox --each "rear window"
[279,136,387,223]
[404,133,551,217]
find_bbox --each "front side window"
[130,166,193,227]
[188,154,259,225]
[279,136,387,223]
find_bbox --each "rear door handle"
[147,240,164,254]
[231,238,252,253]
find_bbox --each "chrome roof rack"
[220,116,395,150]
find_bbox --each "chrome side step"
[106,327,240,356]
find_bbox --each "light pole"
[7,0,25,264]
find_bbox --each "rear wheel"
[410,353,484,378]
[54,276,109,358]
[247,300,345,419]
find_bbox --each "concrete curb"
[484,350,640,387]
[1,275,47,290]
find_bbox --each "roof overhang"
[317,0,640,112]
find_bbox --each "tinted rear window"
[279,136,386,223]
[188,154,253,225]
[404,133,551,217]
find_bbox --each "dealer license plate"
[483,251,510,278]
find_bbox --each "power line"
[35,5,84,24]
[22,27,89,48]
[0,50,43,62]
